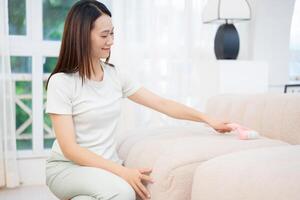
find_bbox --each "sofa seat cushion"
[191,145,300,200]
[117,125,289,200]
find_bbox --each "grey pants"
[46,152,136,200]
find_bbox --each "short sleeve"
[46,73,73,114]
[115,66,142,98]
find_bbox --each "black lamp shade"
[214,23,240,59]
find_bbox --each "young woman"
[45,1,232,200]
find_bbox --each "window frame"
[9,0,60,158]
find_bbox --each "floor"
[0,185,58,200]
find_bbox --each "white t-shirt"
[46,63,141,164]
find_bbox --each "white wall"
[196,0,296,92]
[248,0,296,91]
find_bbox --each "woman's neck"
[90,59,104,81]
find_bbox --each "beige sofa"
[117,94,300,200]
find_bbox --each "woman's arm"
[50,114,123,172]
[128,87,231,133]
[50,114,153,199]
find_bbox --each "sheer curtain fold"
[111,0,215,130]
[0,0,20,188]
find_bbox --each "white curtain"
[107,0,217,131]
[0,0,20,188]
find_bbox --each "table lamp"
[202,0,251,59]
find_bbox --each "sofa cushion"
[191,145,300,200]
[205,94,300,144]
[117,125,289,200]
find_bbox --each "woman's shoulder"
[103,62,121,79]
[48,72,77,84]
[47,72,78,97]
[47,73,79,92]
[104,62,127,78]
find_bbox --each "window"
[11,56,32,150]
[8,0,27,35]
[43,0,77,40]
[8,0,78,157]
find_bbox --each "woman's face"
[90,14,114,60]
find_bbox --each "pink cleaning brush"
[227,123,260,140]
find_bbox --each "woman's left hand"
[206,117,232,133]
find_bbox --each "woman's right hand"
[119,167,154,200]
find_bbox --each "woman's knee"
[46,164,136,200]
[113,181,136,200]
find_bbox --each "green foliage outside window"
[44,57,57,73]
[15,82,32,150]
[43,0,78,40]
[11,56,32,73]
[11,56,32,150]
[8,0,26,35]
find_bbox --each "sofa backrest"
[205,94,300,144]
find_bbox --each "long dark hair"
[46,0,113,89]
